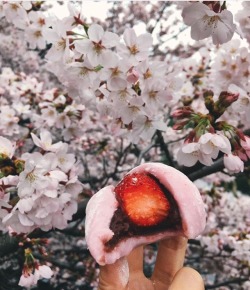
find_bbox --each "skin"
[98,237,205,290]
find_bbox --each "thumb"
[168,267,205,290]
[98,257,129,290]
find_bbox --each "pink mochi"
[85,162,206,265]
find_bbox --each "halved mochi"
[85,162,206,265]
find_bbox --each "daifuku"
[85,162,206,265]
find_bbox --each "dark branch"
[187,158,224,181]
[156,130,175,167]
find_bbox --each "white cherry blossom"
[230,84,250,123]
[19,265,53,288]
[25,25,46,50]
[75,23,119,67]
[56,144,76,173]
[3,2,30,29]
[0,136,16,158]
[129,113,167,143]
[31,130,63,152]
[117,28,153,64]
[177,142,213,167]
[17,153,49,198]
[43,20,69,61]
[199,133,231,159]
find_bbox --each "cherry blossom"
[43,21,69,61]
[235,2,250,43]
[176,133,232,167]
[176,142,207,167]
[19,265,53,287]
[240,136,250,159]
[3,1,30,29]
[223,154,244,174]
[230,84,250,123]
[75,23,119,67]
[117,28,153,64]
[31,130,63,152]
[199,133,231,159]
[0,136,16,158]
[182,2,236,45]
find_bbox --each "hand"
[98,236,204,290]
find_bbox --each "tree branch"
[156,130,175,167]
[187,158,224,181]
[0,233,19,257]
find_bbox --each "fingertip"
[168,267,205,290]
[99,257,129,290]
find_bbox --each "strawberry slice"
[114,172,170,227]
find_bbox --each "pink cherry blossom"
[127,67,139,84]
[240,136,250,158]
[182,3,236,45]
[223,153,244,174]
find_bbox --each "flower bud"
[235,130,246,141]
[171,107,193,119]
[218,91,239,107]
[127,68,139,84]
[203,90,215,112]
[184,130,196,143]
[173,120,188,130]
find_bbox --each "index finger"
[151,236,187,290]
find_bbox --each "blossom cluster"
[235,2,250,44]
[44,19,174,143]
[0,1,200,144]
[0,1,49,49]
[0,132,82,233]
[0,1,250,289]
[211,39,250,95]
[196,183,250,288]
[1,1,248,147]
[0,129,82,286]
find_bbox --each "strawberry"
[114,172,170,227]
